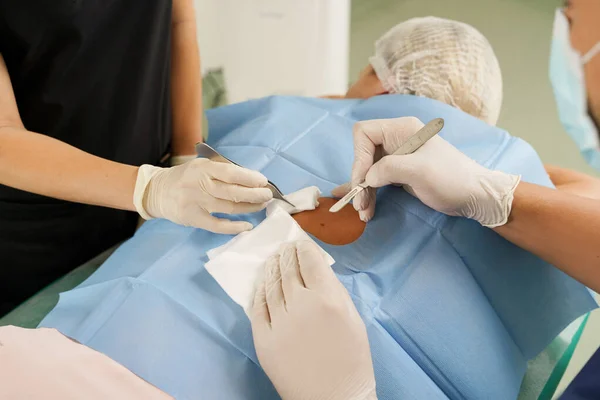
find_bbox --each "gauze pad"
[207,186,322,260]
[205,206,334,314]
[266,186,321,216]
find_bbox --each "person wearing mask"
[0,0,272,316]
[249,1,600,399]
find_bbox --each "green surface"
[517,315,588,400]
[202,67,228,141]
[539,314,589,399]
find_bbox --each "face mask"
[549,9,600,170]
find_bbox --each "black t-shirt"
[0,0,173,313]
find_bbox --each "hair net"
[370,17,503,125]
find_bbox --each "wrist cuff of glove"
[364,388,378,400]
[479,172,521,228]
[170,155,197,166]
[133,164,163,220]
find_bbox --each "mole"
[292,197,366,245]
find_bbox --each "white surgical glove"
[333,117,520,227]
[134,159,273,234]
[251,241,377,400]
[169,154,197,166]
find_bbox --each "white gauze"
[265,186,321,216]
[205,206,334,316]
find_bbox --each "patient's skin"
[345,65,388,99]
[292,198,366,245]
[320,65,387,100]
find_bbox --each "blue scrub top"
[560,346,600,399]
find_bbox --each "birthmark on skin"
[293,198,366,245]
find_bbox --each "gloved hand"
[134,159,273,234]
[169,154,197,166]
[251,241,377,400]
[332,117,520,227]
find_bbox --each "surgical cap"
[370,17,503,125]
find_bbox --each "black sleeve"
[0,17,4,53]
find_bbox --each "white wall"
[194,0,223,74]
[194,0,350,103]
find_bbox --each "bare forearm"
[494,182,600,292]
[170,14,203,155]
[545,164,600,200]
[0,126,138,210]
[545,164,596,185]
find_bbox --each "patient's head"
[292,198,366,245]
[346,16,503,125]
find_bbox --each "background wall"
[194,0,350,103]
[194,0,223,74]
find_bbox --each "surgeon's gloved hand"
[251,241,377,400]
[332,117,521,228]
[134,159,273,234]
